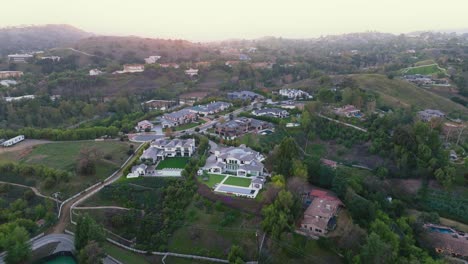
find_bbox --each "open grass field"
[414,60,436,67]
[200,174,226,188]
[401,63,446,76]
[22,141,130,173]
[351,74,467,115]
[224,176,252,187]
[156,157,189,169]
[0,141,132,197]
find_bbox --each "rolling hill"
[0,24,92,55]
[71,36,215,63]
[350,74,467,114]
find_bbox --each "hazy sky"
[1,0,468,41]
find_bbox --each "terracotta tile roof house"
[203,144,265,176]
[320,159,338,169]
[300,190,343,237]
[334,105,362,118]
[0,71,23,79]
[136,120,153,131]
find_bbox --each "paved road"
[0,234,74,264]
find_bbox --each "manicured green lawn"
[103,242,150,264]
[175,120,206,131]
[224,176,252,187]
[156,157,189,169]
[201,174,226,188]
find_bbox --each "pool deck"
[423,224,468,257]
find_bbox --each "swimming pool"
[45,256,76,264]
[429,226,454,234]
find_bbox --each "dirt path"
[317,114,368,132]
[74,206,130,211]
[49,143,143,234]
[0,139,52,154]
[0,180,60,202]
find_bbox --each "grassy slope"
[0,141,130,197]
[23,141,129,172]
[103,242,151,264]
[401,64,445,75]
[168,202,259,259]
[351,74,467,114]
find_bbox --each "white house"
[279,89,312,100]
[127,164,147,178]
[203,145,265,177]
[113,64,145,74]
[2,135,25,147]
[252,108,289,118]
[123,64,145,73]
[152,138,196,158]
[89,69,103,76]
[144,55,161,64]
[40,56,61,62]
[8,54,33,63]
[185,68,199,77]
[140,138,196,163]
[0,80,18,87]
[4,95,35,102]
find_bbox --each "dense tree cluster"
[0,163,71,190]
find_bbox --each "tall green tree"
[262,190,299,238]
[227,245,245,264]
[358,232,394,264]
[274,137,299,177]
[5,226,31,264]
[75,214,105,251]
[78,240,105,264]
